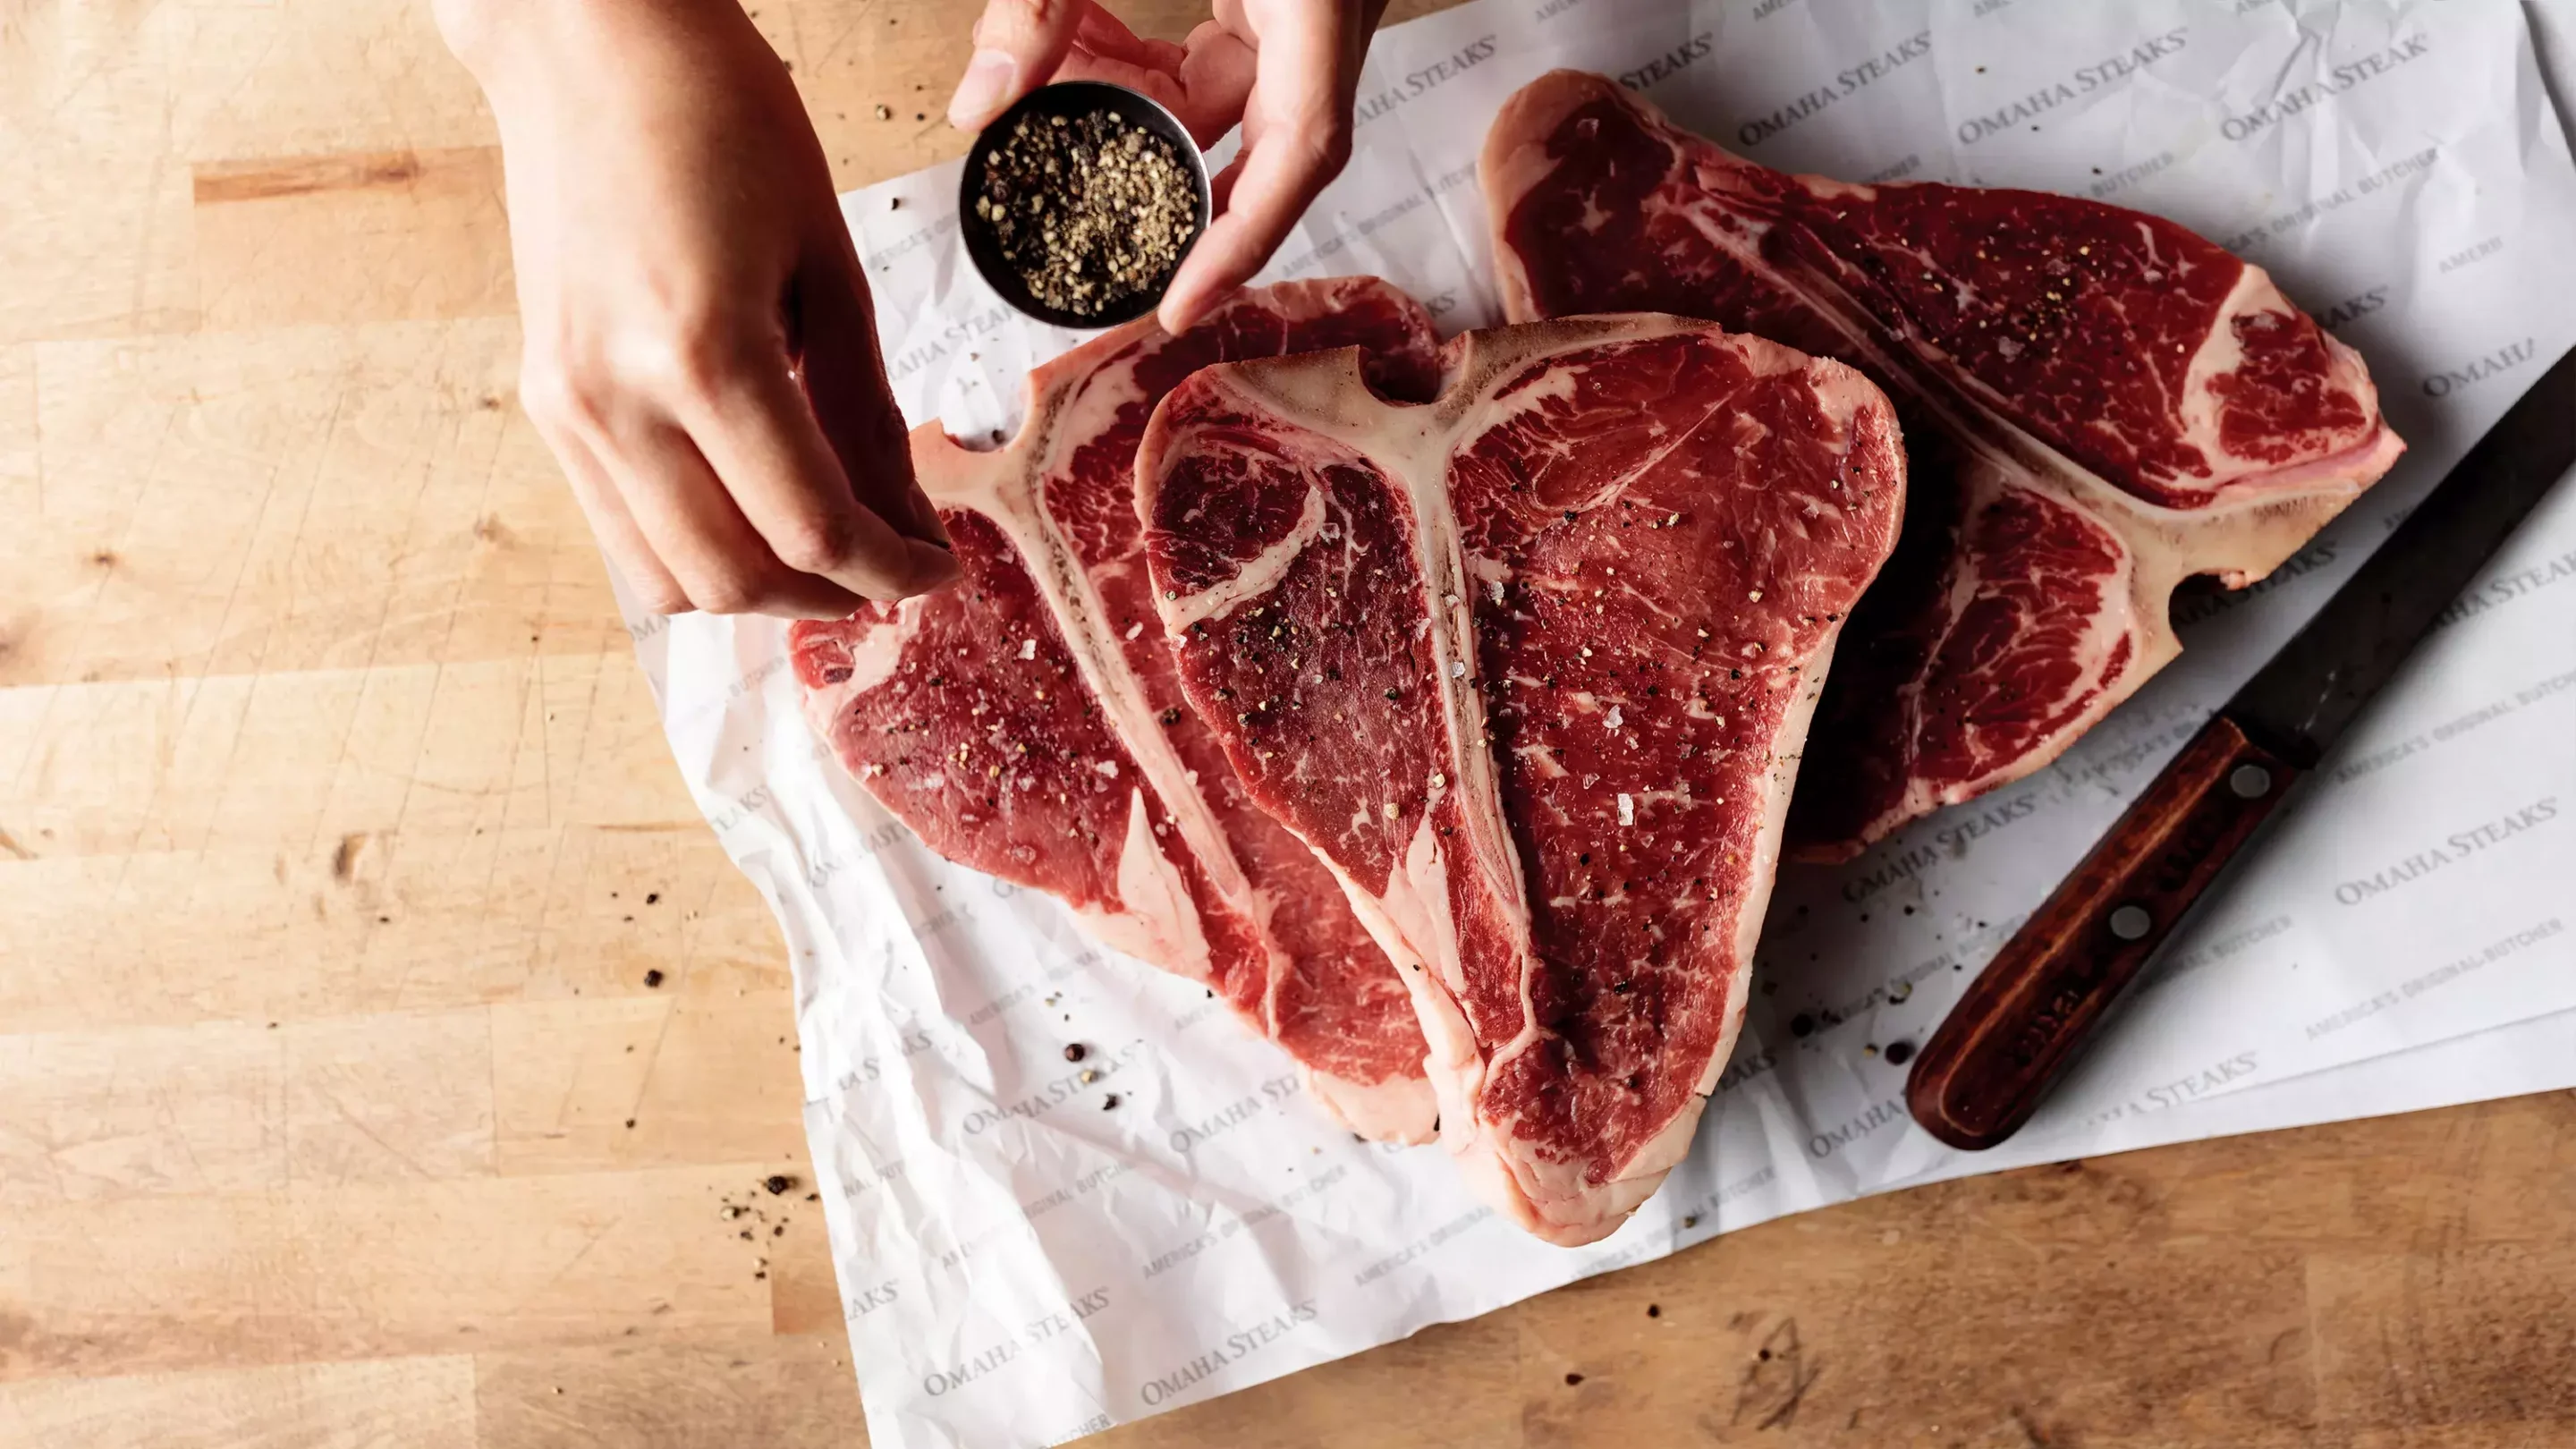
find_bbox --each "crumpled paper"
[618,2,2576,1444]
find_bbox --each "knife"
[1905,343,2576,1151]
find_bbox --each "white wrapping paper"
[622,3,2576,1444]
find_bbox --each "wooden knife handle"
[1905,714,2301,1151]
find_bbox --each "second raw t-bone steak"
[790,280,1441,1141]
[1483,72,2404,859]
[1140,316,1905,1242]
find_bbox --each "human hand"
[945,0,1390,333]
[438,0,958,619]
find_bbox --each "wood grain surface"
[4,4,2572,1446]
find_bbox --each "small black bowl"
[959,80,1213,330]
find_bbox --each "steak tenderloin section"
[790,279,1442,1142]
[1140,316,1905,1242]
[1484,71,2405,860]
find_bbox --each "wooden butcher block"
[2,1,2570,1445]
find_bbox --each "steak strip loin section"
[790,279,1442,1142]
[1484,72,2405,860]
[1140,316,1904,1242]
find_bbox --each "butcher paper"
[618,2,2576,1444]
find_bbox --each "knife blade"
[1906,343,2576,1151]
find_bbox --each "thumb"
[948,0,1087,131]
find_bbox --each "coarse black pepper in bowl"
[959,80,1211,329]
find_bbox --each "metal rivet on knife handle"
[2106,905,2153,941]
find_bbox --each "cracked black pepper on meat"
[976,110,1196,317]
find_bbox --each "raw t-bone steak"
[789,279,1443,1142]
[1484,72,2405,859]
[1140,316,1905,1242]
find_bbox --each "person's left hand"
[945,0,1389,334]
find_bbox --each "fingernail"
[1159,287,1205,337]
[947,50,1018,130]
[908,487,954,549]
[907,538,963,592]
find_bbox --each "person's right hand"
[438,0,958,619]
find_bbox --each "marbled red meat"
[1483,72,2404,858]
[790,279,1442,1142]
[1140,316,1904,1242]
